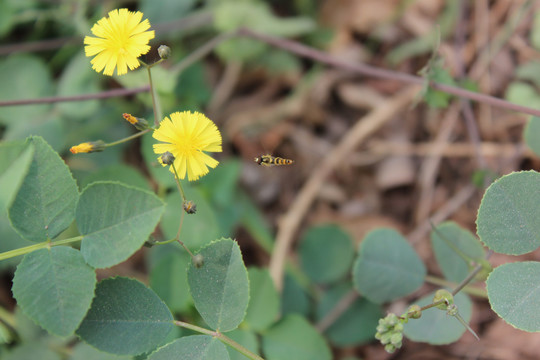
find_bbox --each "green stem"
[105,128,151,147]
[0,236,84,261]
[171,162,187,202]
[173,321,264,360]
[451,264,483,296]
[424,275,487,298]
[145,64,162,127]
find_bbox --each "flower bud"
[158,45,171,59]
[70,140,106,154]
[123,113,149,130]
[192,254,204,268]
[433,289,454,310]
[407,304,422,319]
[160,151,175,165]
[183,200,197,214]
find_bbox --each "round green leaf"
[150,250,192,314]
[299,224,355,284]
[262,314,331,360]
[316,283,382,347]
[431,221,485,283]
[77,182,165,268]
[76,277,174,355]
[524,117,540,157]
[161,190,218,250]
[477,171,540,255]
[487,261,540,331]
[352,228,426,303]
[148,335,229,360]
[8,136,79,242]
[0,55,52,125]
[57,52,100,119]
[244,267,280,332]
[12,247,96,337]
[70,342,132,360]
[403,291,472,344]
[188,239,249,332]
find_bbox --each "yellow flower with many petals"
[84,8,155,76]
[153,111,222,181]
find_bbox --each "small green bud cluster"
[375,313,404,353]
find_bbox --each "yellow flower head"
[70,140,106,154]
[84,8,155,76]
[153,111,222,181]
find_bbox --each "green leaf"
[316,282,382,347]
[188,239,249,332]
[140,0,195,24]
[524,116,540,157]
[0,55,52,125]
[0,215,35,270]
[299,224,354,284]
[352,228,426,303]
[487,261,540,331]
[0,141,34,211]
[77,182,165,268]
[226,329,259,360]
[80,164,151,191]
[56,52,100,119]
[8,136,79,242]
[4,113,65,152]
[244,267,279,332]
[281,273,310,317]
[403,291,472,344]
[150,250,192,314]
[76,277,174,355]
[3,343,60,360]
[423,66,455,108]
[516,61,540,88]
[431,221,485,283]
[262,314,331,360]
[70,342,133,360]
[477,171,540,255]
[148,335,229,360]
[161,190,218,250]
[505,82,540,110]
[12,247,96,337]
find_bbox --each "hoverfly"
[254,154,294,166]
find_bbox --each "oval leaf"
[477,171,540,255]
[299,224,355,284]
[188,239,249,332]
[148,335,229,360]
[487,261,540,331]
[12,247,96,337]
[77,182,165,268]
[0,141,34,211]
[353,228,426,303]
[431,221,485,283]
[244,267,279,332]
[403,291,472,344]
[8,136,79,242]
[76,277,174,355]
[262,314,331,360]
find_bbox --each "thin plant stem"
[144,63,162,127]
[171,162,187,202]
[0,236,84,261]
[174,321,265,360]
[424,275,487,298]
[105,129,151,147]
[451,264,483,296]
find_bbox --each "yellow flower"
[84,8,155,76]
[153,111,222,181]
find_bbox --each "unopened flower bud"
[160,151,175,165]
[70,140,106,154]
[183,200,197,214]
[192,254,204,268]
[123,113,149,130]
[158,45,171,59]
